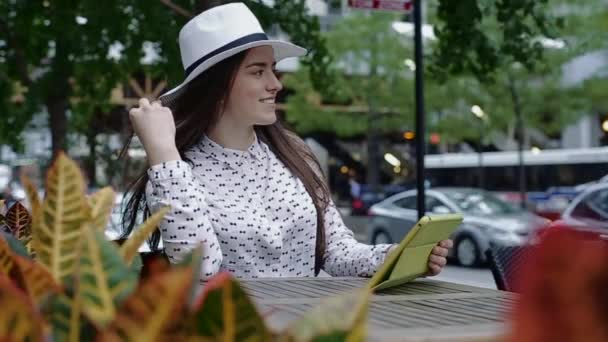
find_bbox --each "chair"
[485,245,531,292]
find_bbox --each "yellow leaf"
[120,206,170,265]
[88,187,116,231]
[0,275,45,342]
[101,267,193,342]
[37,152,90,283]
[12,254,61,305]
[0,238,15,275]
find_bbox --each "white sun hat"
[159,2,307,104]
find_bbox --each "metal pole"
[508,73,527,209]
[478,125,484,189]
[516,113,526,209]
[414,0,426,219]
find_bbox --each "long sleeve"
[145,160,222,278]
[322,199,393,277]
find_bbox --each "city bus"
[425,146,608,192]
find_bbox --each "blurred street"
[341,207,496,289]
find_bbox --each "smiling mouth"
[259,97,275,104]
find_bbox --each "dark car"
[350,184,412,216]
[550,182,608,238]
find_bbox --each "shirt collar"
[199,133,265,169]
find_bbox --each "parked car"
[367,187,550,267]
[351,191,386,216]
[550,182,608,237]
[350,184,416,216]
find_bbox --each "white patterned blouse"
[145,134,393,279]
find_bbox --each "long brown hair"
[121,50,331,274]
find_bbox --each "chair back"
[486,245,531,292]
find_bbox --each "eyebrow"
[245,62,277,68]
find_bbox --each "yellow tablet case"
[368,214,463,291]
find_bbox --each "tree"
[283,12,415,190]
[0,0,332,164]
[429,0,565,82]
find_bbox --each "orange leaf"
[10,254,61,305]
[100,267,193,341]
[0,237,15,276]
[0,274,45,341]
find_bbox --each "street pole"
[366,31,381,194]
[414,0,426,219]
[478,130,484,189]
[508,73,527,209]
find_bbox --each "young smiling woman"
[123,2,452,280]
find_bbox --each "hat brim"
[159,40,307,105]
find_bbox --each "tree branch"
[159,0,193,18]
[0,18,32,87]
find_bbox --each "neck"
[207,117,256,151]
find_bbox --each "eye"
[253,69,264,76]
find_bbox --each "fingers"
[439,239,453,249]
[428,254,447,267]
[427,263,442,276]
[130,98,164,117]
[432,245,449,258]
[139,97,151,109]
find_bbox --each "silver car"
[367,187,549,267]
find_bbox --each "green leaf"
[76,227,137,327]
[48,291,85,342]
[1,231,30,258]
[176,245,204,309]
[192,272,272,341]
[284,289,371,342]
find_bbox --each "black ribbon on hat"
[184,33,269,77]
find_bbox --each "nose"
[267,70,283,93]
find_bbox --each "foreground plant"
[0,152,370,341]
[508,227,608,342]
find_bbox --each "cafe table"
[236,277,516,341]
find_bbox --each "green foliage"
[284,12,414,137]
[0,0,333,158]
[192,272,272,341]
[430,0,565,82]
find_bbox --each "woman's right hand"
[129,98,181,166]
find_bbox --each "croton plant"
[2,153,606,342]
[0,153,369,341]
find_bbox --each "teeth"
[260,99,275,103]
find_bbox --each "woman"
[124,2,452,279]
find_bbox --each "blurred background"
[1,0,607,287]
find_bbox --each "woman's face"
[223,46,283,126]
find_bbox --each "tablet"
[368,213,463,291]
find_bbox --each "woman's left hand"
[427,239,453,276]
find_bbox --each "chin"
[254,111,278,126]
